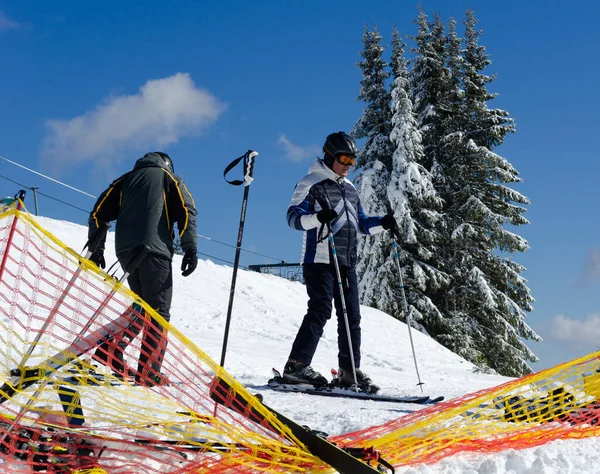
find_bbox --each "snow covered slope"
[33,215,600,474]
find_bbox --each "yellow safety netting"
[0,207,325,473]
[334,351,600,466]
[3,204,600,473]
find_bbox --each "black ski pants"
[94,251,173,378]
[288,263,361,371]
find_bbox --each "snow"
[10,214,600,473]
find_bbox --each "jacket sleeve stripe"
[181,182,196,208]
[287,175,326,231]
[90,179,121,228]
[163,189,171,231]
[178,182,196,237]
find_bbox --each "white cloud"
[548,313,600,345]
[0,12,20,31]
[42,73,226,168]
[277,134,320,162]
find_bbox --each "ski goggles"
[336,154,357,166]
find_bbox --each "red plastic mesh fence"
[0,208,324,473]
[3,204,600,472]
[333,352,600,467]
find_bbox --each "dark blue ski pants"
[288,263,361,371]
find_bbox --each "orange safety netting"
[333,351,600,467]
[0,205,325,473]
[3,201,600,473]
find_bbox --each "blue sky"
[1,0,599,372]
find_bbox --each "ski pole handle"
[224,150,258,186]
[244,151,258,186]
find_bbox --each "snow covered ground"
[23,216,600,473]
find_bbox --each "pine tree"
[353,13,537,376]
[354,161,390,308]
[418,16,482,361]
[406,9,538,376]
[352,25,394,172]
[410,10,450,173]
[408,11,468,348]
[435,11,538,376]
[353,25,394,304]
[376,27,449,330]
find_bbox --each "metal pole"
[392,240,424,391]
[30,187,39,215]
[0,190,26,282]
[219,151,258,368]
[328,231,359,389]
[220,184,250,368]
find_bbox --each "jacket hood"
[134,152,174,172]
[308,158,352,185]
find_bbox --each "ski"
[60,372,138,387]
[0,415,273,472]
[268,369,443,405]
[66,369,444,407]
[57,371,182,388]
[210,376,395,474]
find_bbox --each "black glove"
[89,251,106,269]
[317,209,338,224]
[382,214,399,237]
[181,249,198,277]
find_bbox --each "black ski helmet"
[323,131,357,168]
[155,152,174,172]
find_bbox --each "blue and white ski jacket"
[287,158,385,267]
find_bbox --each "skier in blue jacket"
[283,132,398,390]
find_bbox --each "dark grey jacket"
[88,152,197,262]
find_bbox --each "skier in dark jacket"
[283,132,398,391]
[88,151,197,386]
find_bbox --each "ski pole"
[328,229,359,389]
[392,239,424,391]
[219,150,258,368]
[0,189,27,282]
